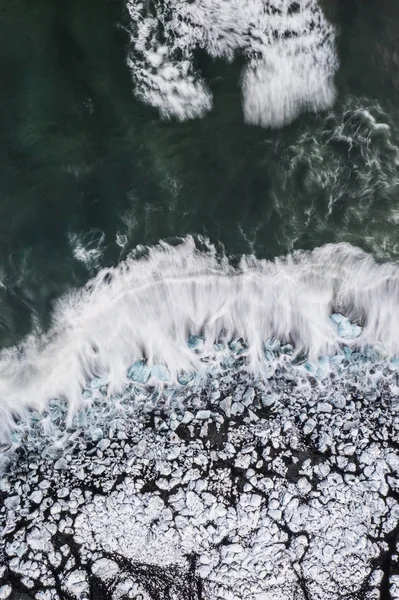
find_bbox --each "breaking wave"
[126,0,338,128]
[1,237,399,440]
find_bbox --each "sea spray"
[127,0,338,127]
[1,237,399,439]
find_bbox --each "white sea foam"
[1,237,399,439]
[68,229,105,273]
[126,0,338,128]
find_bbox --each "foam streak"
[1,237,399,438]
[126,0,338,127]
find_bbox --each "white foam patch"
[68,229,105,273]
[126,0,338,127]
[1,237,399,440]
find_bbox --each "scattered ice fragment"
[343,346,352,359]
[181,411,194,424]
[231,402,245,416]
[90,377,107,390]
[178,371,195,385]
[27,527,51,551]
[317,355,330,376]
[264,339,280,360]
[330,394,346,409]
[390,356,399,368]
[64,570,88,595]
[127,361,151,384]
[269,508,282,520]
[229,339,246,355]
[304,361,316,374]
[250,494,262,507]
[30,491,43,504]
[303,419,316,435]
[242,387,255,406]
[54,458,68,470]
[91,428,103,442]
[226,543,243,554]
[196,410,210,420]
[10,431,22,444]
[220,396,232,416]
[330,313,362,339]
[151,363,170,382]
[317,402,333,413]
[167,446,180,460]
[133,440,147,457]
[46,446,63,460]
[0,478,10,492]
[188,334,204,352]
[92,558,119,580]
[281,343,294,355]
[262,394,276,407]
[365,345,385,362]
[0,585,12,600]
[297,477,312,494]
[97,438,110,451]
[342,444,356,456]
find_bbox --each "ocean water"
[2,1,399,599]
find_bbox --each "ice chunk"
[229,338,247,355]
[177,371,195,386]
[317,355,330,376]
[64,570,88,595]
[343,346,352,359]
[330,313,362,339]
[127,360,151,384]
[92,558,119,580]
[90,377,107,390]
[30,490,43,504]
[188,334,204,352]
[303,418,316,435]
[281,343,294,355]
[91,428,103,442]
[297,477,312,494]
[54,458,68,470]
[97,438,110,451]
[242,387,255,406]
[4,496,19,510]
[364,344,385,362]
[304,361,317,375]
[196,410,210,420]
[151,364,170,382]
[181,411,194,424]
[0,585,12,599]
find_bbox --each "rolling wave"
[1,236,399,440]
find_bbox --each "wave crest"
[1,237,399,439]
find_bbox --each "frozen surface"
[1,334,399,599]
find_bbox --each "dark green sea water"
[1,0,399,346]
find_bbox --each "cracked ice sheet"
[1,343,399,599]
